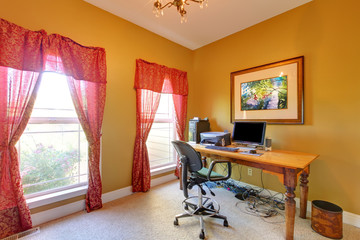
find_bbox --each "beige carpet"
[26,180,359,240]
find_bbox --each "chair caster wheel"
[224,220,228,227]
[199,230,205,239]
[174,219,179,226]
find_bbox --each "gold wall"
[190,0,360,215]
[0,0,194,213]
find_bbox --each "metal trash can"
[311,200,343,239]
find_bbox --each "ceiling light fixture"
[153,0,208,23]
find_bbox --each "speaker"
[265,137,272,151]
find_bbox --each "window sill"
[150,164,176,176]
[26,185,88,209]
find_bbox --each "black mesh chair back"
[172,140,202,172]
[171,140,231,239]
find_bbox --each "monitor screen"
[232,121,266,146]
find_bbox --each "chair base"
[174,190,228,239]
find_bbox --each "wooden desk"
[191,144,319,240]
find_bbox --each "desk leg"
[284,169,297,240]
[285,187,296,240]
[300,167,309,219]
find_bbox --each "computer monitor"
[232,121,267,146]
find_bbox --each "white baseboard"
[31,200,86,226]
[31,175,360,229]
[151,173,178,187]
[343,211,360,228]
[234,180,360,228]
[31,174,177,226]
[102,186,133,204]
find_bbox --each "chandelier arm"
[159,2,174,10]
[154,0,207,22]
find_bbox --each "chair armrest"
[207,160,232,181]
[180,156,189,198]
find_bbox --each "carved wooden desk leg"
[300,167,310,219]
[285,186,296,240]
[284,169,297,240]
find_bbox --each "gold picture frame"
[231,56,304,124]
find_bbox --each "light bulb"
[153,0,162,17]
[154,9,160,17]
[181,14,188,23]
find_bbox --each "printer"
[200,131,231,146]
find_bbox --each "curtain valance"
[134,59,188,96]
[0,18,106,83]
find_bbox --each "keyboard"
[238,147,256,151]
[205,146,239,152]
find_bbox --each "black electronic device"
[200,131,231,146]
[188,117,210,143]
[232,121,266,146]
[205,145,238,152]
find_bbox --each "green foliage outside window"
[20,143,78,195]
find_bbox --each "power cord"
[205,163,285,223]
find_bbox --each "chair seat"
[197,167,224,179]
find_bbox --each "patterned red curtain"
[0,19,45,238]
[172,94,188,177]
[43,34,107,212]
[132,59,188,192]
[67,78,106,211]
[0,68,41,239]
[132,89,161,192]
[0,18,106,238]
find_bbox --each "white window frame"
[17,72,91,207]
[148,94,177,173]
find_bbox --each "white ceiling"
[83,0,312,50]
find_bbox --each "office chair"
[171,141,232,239]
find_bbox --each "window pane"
[18,72,88,196]
[19,124,88,195]
[31,72,77,118]
[154,94,173,120]
[147,94,176,169]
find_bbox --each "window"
[146,94,176,169]
[18,72,88,197]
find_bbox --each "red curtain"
[0,67,41,238]
[172,94,188,177]
[132,89,161,192]
[132,59,188,192]
[43,34,107,212]
[0,18,106,237]
[67,78,106,211]
[0,18,46,238]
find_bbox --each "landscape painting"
[240,76,288,111]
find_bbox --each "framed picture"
[231,56,304,124]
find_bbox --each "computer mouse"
[250,150,257,154]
